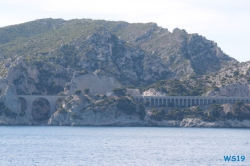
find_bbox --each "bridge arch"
[16,95,66,120]
[31,97,51,121]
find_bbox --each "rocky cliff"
[0,18,249,127]
[0,18,237,87]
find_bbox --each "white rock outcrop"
[142,88,166,96]
[67,73,121,95]
[206,83,250,97]
[48,94,146,126]
[0,82,32,125]
[126,89,141,96]
[180,118,250,128]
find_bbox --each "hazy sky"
[0,0,249,62]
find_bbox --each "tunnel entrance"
[31,98,50,123]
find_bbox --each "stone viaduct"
[133,95,250,107]
[16,94,250,114]
[17,95,66,115]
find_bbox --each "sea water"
[0,126,249,166]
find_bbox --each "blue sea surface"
[0,126,249,166]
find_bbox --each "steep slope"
[6,57,73,95]
[142,61,250,97]
[0,18,238,92]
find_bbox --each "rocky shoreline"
[1,115,250,128]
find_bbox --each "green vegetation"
[144,99,150,106]
[1,18,248,125]
[0,102,17,119]
[75,90,82,95]
[138,104,146,120]
[84,88,90,94]
[149,102,250,122]
[113,87,126,96]
[116,97,136,115]
[234,70,239,76]
[202,104,224,121]
[150,108,165,121]
[95,98,116,106]
[57,107,67,114]
[0,18,236,89]
[230,101,250,121]
[247,77,250,84]
[0,104,2,116]
[163,107,203,120]
[143,79,206,96]
[71,112,78,119]
[55,44,78,68]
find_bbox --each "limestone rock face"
[6,57,73,95]
[0,79,8,95]
[180,118,250,128]
[146,118,181,127]
[142,88,165,96]
[1,18,238,87]
[3,85,19,113]
[66,73,121,95]
[0,83,32,125]
[126,89,141,96]
[206,83,250,97]
[48,95,147,126]
[5,58,35,94]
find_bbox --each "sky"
[0,0,249,62]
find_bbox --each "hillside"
[1,18,250,127]
[0,18,237,89]
[143,61,250,97]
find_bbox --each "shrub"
[211,104,223,118]
[3,108,17,119]
[0,102,17,118]
[113,87,126,96]
[0,102,4,116]
[247,77,250,84]
[71,113,78,119]
[65,84,70,90]
[231,101,250,121]
[145,100,150,106]
[234,70,239,76]
[150,108,165,121]
[165,108,183,120]
[138,104,146,120]
[84,88,90,94]
[95,98,116,106]
[57,107,67,114]
[203,104,223,121]
[117,97,136,114]
[75,90,82,95]
[101,95,107,99]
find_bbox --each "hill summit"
[0,18,237,92]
